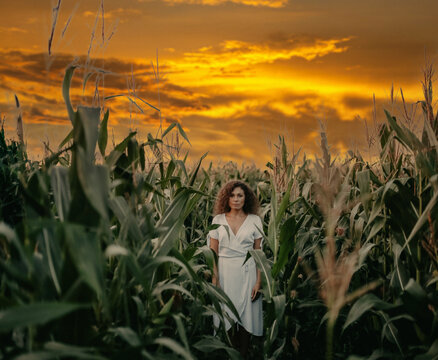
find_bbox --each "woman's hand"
[251,282,261,301]
[212,277,220,288]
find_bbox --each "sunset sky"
[1,0,437,166]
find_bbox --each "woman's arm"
[251,237,262,301]
[210,238,219,287]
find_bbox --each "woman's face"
[228,186,245,211]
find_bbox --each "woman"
[208,180,264,357]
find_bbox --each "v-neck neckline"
[224,213,249,237]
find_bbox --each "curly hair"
[213,180,259,215]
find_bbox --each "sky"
[0,0,437,166]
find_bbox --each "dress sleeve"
[253,215,264,240]
[207,215,220,247]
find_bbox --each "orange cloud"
[170,36,351,76]
[83,8,142,20]
[162,0,288,7]
[0,26,27,33]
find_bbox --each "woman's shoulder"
[211,213,225,224]
[248,213,263,226]
[248,213,261,220]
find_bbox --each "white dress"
[208,213,264,336]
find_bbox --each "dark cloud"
[0,50,164,92]
[29,106,44,117]
[0,65,35,83]
[23,108,70,125]
[162,94,209,111]
[342,94,373,110]
[0,75,15,92]
[0,49,206,127]
[31,93,59,105]
[201,92,249,106]
[214,66,255,78]
[266,32,344,49]
[163,83,195,96]
[163,116,180,124]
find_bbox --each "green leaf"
[174,159,188,180]
[40,225,62,295]
[194,245,215,273]
[247,249,274,300]
[0,222,32,272]
[353,217,365,242]
[152,282,194,300]
[0,222,17,244]
[402,182,438,252]
[45,342,106,359]
[154,337,195,360]
[58,129,74,149]
[350,203,362,232]
[203,283,241,322]
[172,314,189,350]
[158,296,175,317]
[109,327,141,347]
[83,72,93,93]
[50,166,71,221]
[379,311,407,356]
[390,243,409,292]
[108,197,145,249]
[127,137,140,168]
[426,275,438,288]
[272,216,296,278]
[423,116,438,157]
[188,152,207,187]
[356,242,376,270]
[155,188,193,257]
[343,294,394,332]
[193,336,240,360]
[0,303,85,332]
[98,109,109,157]
[14,342,107,360]
[165,159,176,182]
[104,246,149,293]
[113,132,137,153]
[62,65,77,124]
[267,319,279,349]
[401,279,431,328]
[162,122,177,139]
[76,148,109,221]
[176,123,191,145]
[64,224,105,299]
[75,106,100,159]
[130,93,160,112]
[365,216,385,243]
[272,294,285,329]
[357,169,371,214]
[139,145,145,171]
[286,256,301,292]
[275,180,293,226]
[415,339,438,360]
[384,109,424,152]
[104,94,144,113]
[357,169,371,195]
[104,244,129,257]
[348,349,393,360]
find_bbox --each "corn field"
[0,63,437,360]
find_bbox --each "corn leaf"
[0,303,86,332]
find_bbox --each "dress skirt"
[213,255,263,336]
